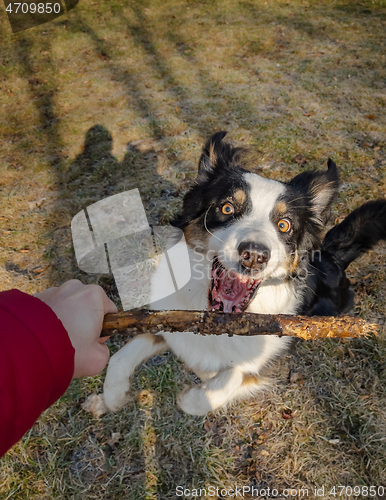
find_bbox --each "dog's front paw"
[103,380,131,412]
[177,385,214,416]
[103,369,132,412]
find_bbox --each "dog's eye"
[221,203,234,215]
[278,219,291,233]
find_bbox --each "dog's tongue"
[211,267,256,313]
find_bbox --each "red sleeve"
[0,289,75,456]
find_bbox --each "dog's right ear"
[197,131,228,181]
[289,158,340,224]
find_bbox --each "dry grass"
[1,0,386,498]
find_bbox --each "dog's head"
[172,132,339,312]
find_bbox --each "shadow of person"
[66,125,180,224]
[65,125,120,191]
[82,124,114,161]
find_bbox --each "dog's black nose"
[238,242,271,270]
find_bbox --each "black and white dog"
[103,132,386,415]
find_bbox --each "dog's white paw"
[103,376,131,412]
[103,383,131,412]
[177,385,214,416]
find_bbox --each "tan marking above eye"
[275,201,288,214]
[222,202,234,215]
[233,189,247,204]
[278,218,291,232]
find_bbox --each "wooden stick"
[102,309,378,341]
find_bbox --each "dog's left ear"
[289,159,340,223]
[197,131,229,181]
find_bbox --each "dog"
[103,131,386,416]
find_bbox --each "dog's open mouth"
[209,258,261,313]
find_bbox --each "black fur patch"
[301,199,386,316]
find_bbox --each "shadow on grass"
[13,36,65,170]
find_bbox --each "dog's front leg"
[103,334,168,411]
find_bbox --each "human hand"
[35,280,118,378]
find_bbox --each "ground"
[1,0,386,498]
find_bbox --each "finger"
[98,336,111,344]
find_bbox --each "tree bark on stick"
[102,310,377,341]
